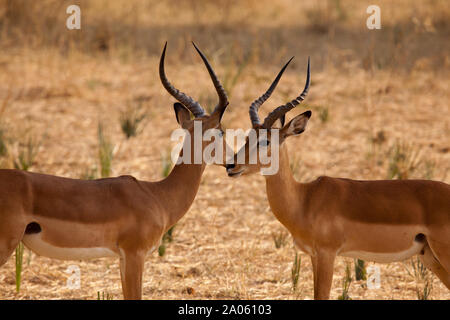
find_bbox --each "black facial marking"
[25,222,42,234]
[303,110,312,118]
[414,233,425,243]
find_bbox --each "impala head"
[160,42,232,165]
[226,57,312,177]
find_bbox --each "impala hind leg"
[427,232,450,273]
[119,249,146,300]
[0,239,20,268]
[419,242,450,289]
[311,250,336,300]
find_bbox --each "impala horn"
[159,42,206,118]
[248,57,294,128]
[262,57,310,128]
[191,42,229,117]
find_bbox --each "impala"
[0,42,231,299]
[226,57,450,299]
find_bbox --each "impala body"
[1,172,157,259]
[0,42,231,299]
[226,57,450,299]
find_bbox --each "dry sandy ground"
[0,45,448,300]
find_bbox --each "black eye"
[259,140,270,147]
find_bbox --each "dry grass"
[0,0,449,300]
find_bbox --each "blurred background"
[0,0,449,300]
[1,0,448,68]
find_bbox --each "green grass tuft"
[13,136,40,171]
[97,291,114,300]
[15,242,24,293]
[406,257,433,300]
[272,231,288,249]
[159,225,176,257]
[354,259,367,281]
[120,100,147,139]
[338,262,353,300]
[97,122,114,178]
[291,253,302,292]
[387,140,421,180]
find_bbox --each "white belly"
[339,241,424,263]
[22,233,118,260]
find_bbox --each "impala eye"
[259,140,270,147]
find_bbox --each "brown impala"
[0,42,231,299]
[226,57,450,299]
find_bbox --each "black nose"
[226,163,235,170]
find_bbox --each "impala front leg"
[119,249,146,300]
[0,218,26,267]
[311,250,336,300]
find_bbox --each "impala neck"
[264,144,304,230]
[155,160,206,230]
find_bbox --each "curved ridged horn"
[159,42,205,118]
[191,42,229,115]
[262,57,310,128]
[248,57,294,127]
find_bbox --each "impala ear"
[272,115,285,129]
[173,103,192,128]
[281,110,311,138]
